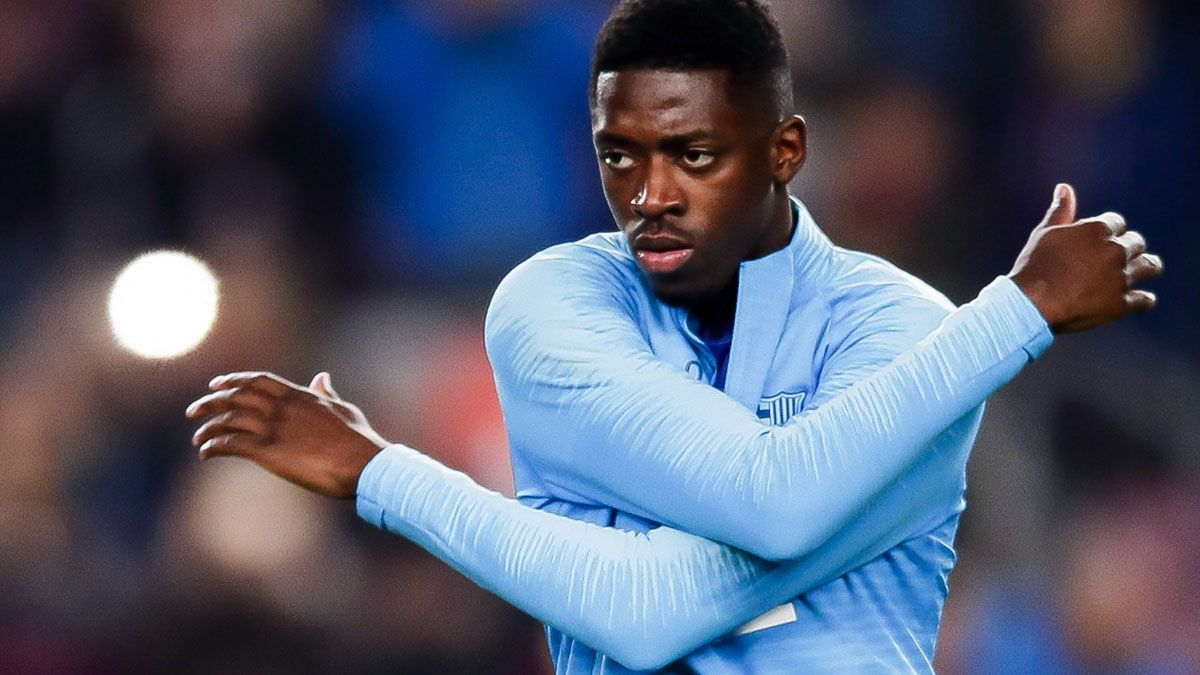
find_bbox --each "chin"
[647,275,725,309]
[651,288,695,308]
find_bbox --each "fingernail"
[1054,183,1067,201]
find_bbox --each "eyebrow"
[593,129,720,151]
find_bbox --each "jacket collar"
[722,197,832,412]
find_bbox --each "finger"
[209,371,292,397]
[1125,253,1164,286]
[192,411,271,447]
[209,371,293,397]
[1091,211,1127,237]
[186,387,276,420]
[198,432,259,460]
[1123,289,1157,313]
[1113,230,1147,260]
[1041,183,1077,228]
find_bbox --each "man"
[186,0,1163,671]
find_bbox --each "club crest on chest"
[757,391,807,426]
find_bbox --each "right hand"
[1008,183,1163,333]
[186,371,388,499]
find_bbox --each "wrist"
[343,433,388,499]
[1008,272,1060,330]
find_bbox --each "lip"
[635,247,694,274]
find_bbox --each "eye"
[602,151,635,170]
[681,150,716,169]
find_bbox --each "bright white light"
[108,250,219,359]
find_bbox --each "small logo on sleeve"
[757,391,807,426]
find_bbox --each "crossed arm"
[482,257,1050,561]
[353,265,1050,668]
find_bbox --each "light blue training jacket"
[357,199,1053,673]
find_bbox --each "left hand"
[185,371,388,499]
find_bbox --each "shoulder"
[817,247,956,356]
[493,232,638,302]
[486,231,643,339]
[824,247,954,324]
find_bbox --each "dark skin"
[591,70,805,328]
[186,68,1163,498]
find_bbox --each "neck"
[690,191,795,332]
[747,189,796,260]
[688,276,739,336]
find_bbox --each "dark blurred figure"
[999,0,1199,356]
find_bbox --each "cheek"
[600,174,635,225]
[692,175,763,242]
[730,160,776,218]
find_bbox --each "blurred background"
[1,0,1197,673]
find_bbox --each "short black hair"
[590,0,792,114]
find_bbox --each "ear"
[771,115,807,185]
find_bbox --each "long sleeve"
[357,421,982,670]
[357,273,1051,670]
[485,253,1052,561]
[359,445,782,670]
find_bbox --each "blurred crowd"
[1,1,1197,673]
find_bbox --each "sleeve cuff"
[982,275,1055,360]
[355,443,411,529]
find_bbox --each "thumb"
[1041,183,1077,228]
[310,371,340,399]
[321,372,340,399]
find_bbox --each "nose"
[631,158,685,220]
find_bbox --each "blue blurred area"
[0,1,1197,673]
[324,0,612,287]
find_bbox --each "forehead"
[591,70,750,138]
